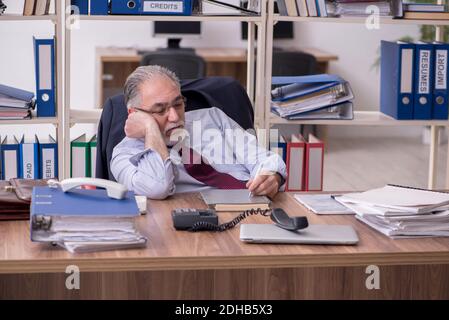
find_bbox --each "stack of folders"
[271,133,324,192]
[326,0,403,17]
[403,2,449,20]
[71,134,97,178]
[0,84,35,120]
[271,74,354,120]
[31,186,147,253]
[335,185,449,238]
[381,40,449,120]
[0,135,58,180]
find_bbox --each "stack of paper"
[327,1,403,18]
[336,185,449,238]
[31,186,147,253]
[0,84,35,120]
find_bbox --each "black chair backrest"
[140,50,207,79]
[96,76,254,180]
[272,50,318,76]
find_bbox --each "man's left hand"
[246,171,282,199]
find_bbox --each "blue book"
[432,42,449,120]
[90,0,109,15]
[33,37,56,117]
[37,135,58,179]
[0,136,20,180]
[380,41,415,120]
[19,135,39,180]
[71,0,88,14]
[0,84,34,102]
[414,42,434,120]
[271,74,343,102]
[31,187,139,217]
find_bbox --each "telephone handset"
[48,178,128,200]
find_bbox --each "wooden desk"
[96,47,338,107]
[2,192,448,299]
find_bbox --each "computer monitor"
[153,21,201,49]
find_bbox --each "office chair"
[272,50,318,76]
[95,77,254,180]
[140,50,207,80]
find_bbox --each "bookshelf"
[62,0,268,178]
[263,0,449,190]
[0,2,64,180]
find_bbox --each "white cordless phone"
[48,178,128,200]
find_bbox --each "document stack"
[0,84,35,120]
[31,186,147,253]
[271,74,354,120]
[326,0,403,17]
[336,185,449,238]
[403,2,449,20]
[381,40,449,120]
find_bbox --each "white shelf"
[0,14,57,22]
[69,109,102,124]
[0,117,59,125]
[274,15,449,26]
[79,15,262,22]
[269,111,449,126]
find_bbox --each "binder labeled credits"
[33,37,56,117]
[414,42,434,120]
[380,41,415,120]
[110,0,193,15]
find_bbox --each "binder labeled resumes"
[380,40,415,120]
[414,42,434,120]
[110,0,193,15]
[33,37,56,117]
[433,42,449,120]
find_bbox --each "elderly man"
[111,65,286,199]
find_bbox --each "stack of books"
[403,2,449,20]
[271,74,354,120]
[23,0,52,16]
[380,40,449,120]
[0,84,35,120]
[31,186,147,253]
[336,185,449,238]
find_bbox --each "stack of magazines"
[335,185,449,238]
[271,74,354,120]
[0,84,35,120]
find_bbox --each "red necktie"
[181,148,247,189]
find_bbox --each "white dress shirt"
[111,107,287,199]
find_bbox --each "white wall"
[0,0,425,139]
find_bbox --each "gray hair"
[124,65,180,109]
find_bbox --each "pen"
[249,165,263,198]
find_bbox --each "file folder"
[90,0,109,15]
[0,136,20,180]
[433,42,449,120]
[33,37,56,117]
[0,84,34,104]
[110,0,193,15]
[71,0,88,14]
[304,133,324,191]
[37,135,58,179]
[270,135,287,163]
[285,134,306,191]
[71,134,91,178]
[380,41,415,120]
[414,42,434,120]
[19,135,39,180]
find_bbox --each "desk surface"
[97,47,339,63]
[1,192,449,274]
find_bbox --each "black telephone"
[172,207,308,232]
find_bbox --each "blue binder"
[0,84,34,103]
[90,0,109,15]
[0,136,20,180]
[110,0,193,15]
[71,0,88,14]
[37,135,58,179]
[380,41,415,120]
[414,42,434,120]
[33,38,56,117]
[433,42,449,120]
[19,135,39,180]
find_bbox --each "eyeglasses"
[134,96,187,117]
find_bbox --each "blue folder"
[433,42,449,120]
[31,187,139,217]
[71,0,88,14]
[19,135,39,179]
[0,136,20,180]
[110,0,193,15]
[33,37,56,117]
[414,42,434,120]
[380,41,415,120]
[0,84,34,103]
[37,135,58,179]
[90,0,109,15]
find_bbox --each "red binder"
[285,134,306,191]
[304,133,324,191]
